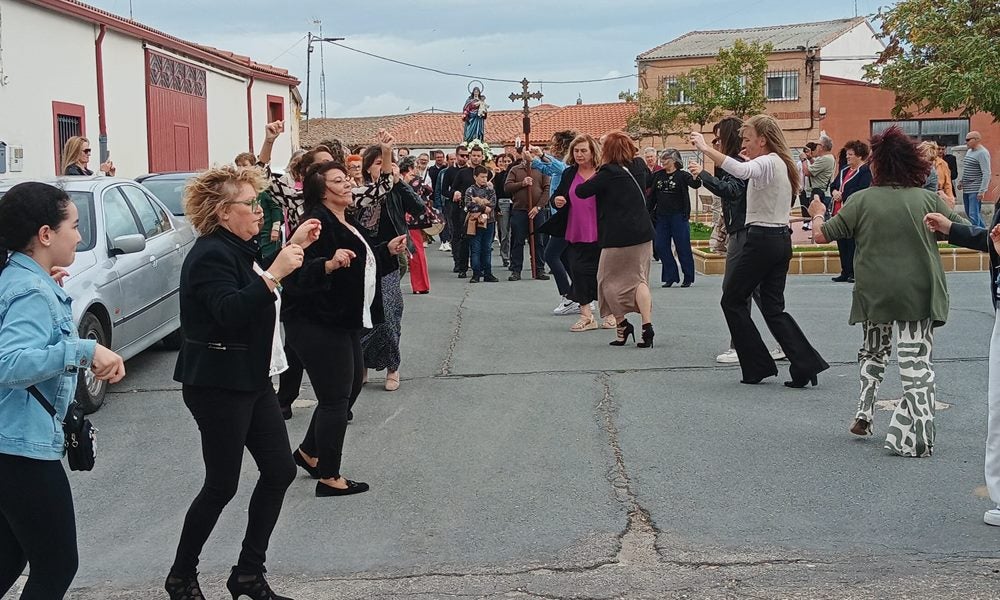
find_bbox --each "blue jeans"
[653,213,694,284]
[543,236,572,296]
[469,221,495,277]
[964,192,985,228]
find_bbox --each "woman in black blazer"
[168,166,320,600]
[829,140,873,282]
[282,160,407,498]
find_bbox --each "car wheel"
[76,312,108,414]
[161,326,184,350]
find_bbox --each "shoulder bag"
[27,386,96,471]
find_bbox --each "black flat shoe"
[508,273,521,281]
[661,282,673,288]
[784,374,819,388]
[316,479,370,497]
[293,449,319,479]
[831,274,850,282]
[165,572,205,600]
[226,567,293,600]
[680,281,692,288]
[740,372,777,385]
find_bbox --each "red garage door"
[146,51,209,172]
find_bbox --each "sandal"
[384,371,400,392]
[601,315,617,329]
[570,316,598,332]
[850,418,872,436]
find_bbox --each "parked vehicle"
[0,176,195,413]
[135,171,198,221]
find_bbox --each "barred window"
[661,77,692,105]
[765,71,799,101]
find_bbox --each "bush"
[690,221,712,240]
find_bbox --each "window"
[871,118,970,147]
[103,188,142,243]
[67,192,96,252]
[662,77,692,105]
[120,185,172,238]
[51,101,86,174]
[267,95,285,123]
[765,71,799,101]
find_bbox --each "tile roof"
[26,0,298,85]
[637,17,867,61]
[301,102,637,149]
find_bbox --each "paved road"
[19,249,1000,599]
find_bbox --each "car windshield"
[141,179,188,216]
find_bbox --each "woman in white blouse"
[691,115,828,388]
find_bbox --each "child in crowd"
[465,165,498,283]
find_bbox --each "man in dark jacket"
[505,150,551,280]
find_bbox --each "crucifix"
[509,78,544,277]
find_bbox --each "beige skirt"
[597,242,653,317]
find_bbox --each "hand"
[688,160,703,178]
[528,207,540,219]
[807,198,826,218]
[50,266,70,287]
[264,121,284,142]
[923,212,953,235]
[100,160,115,176]
[979,192,985,201]
[689,132,709,152]
[523,176,533,187]
[325,248,357,272]
[376,129,394,145]
[269,243,304,279]
[553,195,567,209]
[269,230,280,242]
[391,163,401,184]
[528,145,543,159]
[453,191,462,202]
[91,344,125,384]
[991,225,1000,255]
[387,235,408,256]
[288,218,321,249]
[942,193,956,209]
[832,190,842,202]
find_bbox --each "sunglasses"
[966,137,977,142]
[83,149,92,154]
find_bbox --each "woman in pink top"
[541,134,612,332]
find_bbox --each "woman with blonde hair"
[691,115,828,387]
[575,131,656,347]
[167,165,320,600]
[61,136,115,176]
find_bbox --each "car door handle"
[149,255,158,266]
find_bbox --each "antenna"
[854,0,858,16]
[129,0,133,19]
[313,19,327,118]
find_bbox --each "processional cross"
[508,78,544,275]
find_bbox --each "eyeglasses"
[83,149,92,154]
[966,137,977,142]
[229,199,262,211]
[458,153,469,158]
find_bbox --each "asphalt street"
[12,247,1000,600]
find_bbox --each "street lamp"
[304,34,344,125]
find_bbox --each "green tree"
[676,66,722,129]
[620,89,687,142]
[864,0,1000,119]
[713,39,772,118]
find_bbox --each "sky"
[86,0,886,118]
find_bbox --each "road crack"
[440,286,472,376]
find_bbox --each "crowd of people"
[0,115,997,600]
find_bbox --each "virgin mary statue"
[462,86,487,142]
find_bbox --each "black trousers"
[509,209,548,275]
[171,385,295,577]
[566,242,600,305]
[836,238,856,278]
[276,341,304,413]
[286,321,363,480]
[721,227,829,382]
[0,453,78,599]
[446,201,469,271]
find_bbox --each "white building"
[0,0,301,178]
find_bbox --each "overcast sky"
[88,0,883,118]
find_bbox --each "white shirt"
[346,225,377,329]
[722,153,792,227]
[251,262,288,377]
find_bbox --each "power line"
[267,33,308,64]
[329,41,636,85]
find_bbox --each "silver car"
[0,176,195,412]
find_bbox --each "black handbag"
[27,385,96,472]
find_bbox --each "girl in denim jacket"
[0,182,124,599]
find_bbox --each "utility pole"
[509,78,544,276]
[304,32,344,131]
[314,19,328,118]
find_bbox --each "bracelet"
[261,270,282,290]
[811,215,825,221]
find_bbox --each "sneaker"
[469,275,480,283]
[457,271,468,279]
[440,242,452,252]
[483,274,499,282]
[770,347,787,360]
[985,507,1000,527]
[533,273,550,281]
[553,298,579,315]
[716,349,739,364]
[509,272,521,281]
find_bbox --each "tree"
[676,66,722,129]
[864,0,1000,119]
[713,39,771,119]
[620,89,687,143]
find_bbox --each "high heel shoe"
[293,448,319,479]
[165,572,205,600]
[784,374,819,388]
[226,567,294,600]
[608,319,635,346]
[636,323,654,348]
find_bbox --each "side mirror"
[110,234,146,256]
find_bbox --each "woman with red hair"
[575,131,656,347]
[811,126,967,457]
